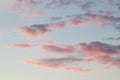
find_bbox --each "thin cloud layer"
[25,55,91,73]
[15,24,51,37]
[3,0,120,74]
[79,42,120,56]
[13,44,35,48]
[27,41,120,72]
[42,41,120,55]
[14,21,66,37]
[43,0,96,10]
[70,13,120,26]
[42,45,76,54]
[22,11,44,17]
[14,12,120,38]
[15,0,43,8]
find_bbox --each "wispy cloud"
[14,24,51,38]
[42,41,120,55]
[22,11,44,17]
[70,13,120,26]
[26,41,120,72]
[12,43,36,48]
[42,44,76,54]
[25,55,91,73]
[15,0,43,8]
[14,21,66,38]
[79,42,120,56]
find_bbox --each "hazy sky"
[0,0,120,80]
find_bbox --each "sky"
[0,0,120,80]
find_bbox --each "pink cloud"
[70,18,88,26]
[14,24,52,38]
[14,21,67,38]
[75,1,95,10]
[24,55,91,73]
[69,13,120,27]
[39,41,120,70]
[12,44,35,48]
[51,22,65,30]
[22,11,44,17]
[10,9,20,14]
[15,0,43,8]
[79,42,120,56]
[41,41,120,55]
[42,44,76,54]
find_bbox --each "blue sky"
[0,0,120,80]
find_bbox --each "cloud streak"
[12,43,36,48]
[14,24,52,38]
[25,41,120,72]
[105,37,120,40]
[14,21,66,38]
[25,55,91,73]
[70,13,120,26]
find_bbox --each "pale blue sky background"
[0,0,120,80]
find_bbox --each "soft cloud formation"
[12,44,36,48]
[14,21,67,38]
[51,22,65,30]
[48,17,63,21]
[42,41,120,56]
[70,13,120,26]
[42,45,76,54]
[25,55,91,73]
[45,0,80,8]
[13,12,120,38]
[29,41,120,72]
[79,42,120,56]
[22,11,44,17]
[14,24,52,37]
[6,0,120,73]
[45,0,95,10]
[15,0,43,8]
[75,1,95,10]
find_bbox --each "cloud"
[45,0,95,10]
[14,24,52,38]
[15,0,43,8]
[45,0,79,8]
[50,22,65,30]
[105,37,120,40]
[25,55,91,73]
[22,11,44,17]
[70,13,120,26]
[42,44,76,54]
[79,42,120,56]
[42,41,120,55]
[14,21,67,38]
[36,41,120,71]
[75,1,95,10]
[12,44,36,48]
[13,0,95,10]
